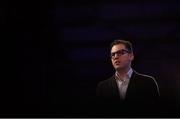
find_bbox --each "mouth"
[114,61,121,65]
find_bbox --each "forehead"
[111,44,126,53]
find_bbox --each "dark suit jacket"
[96,70,160,115]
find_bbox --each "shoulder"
[134,70,155,79]
[96,75,115,96]
[97,75,115,86]
[132,70,160,96]
[132,70,158,85]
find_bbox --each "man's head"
[110,39,134,72]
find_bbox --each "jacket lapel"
[125,71,137,100]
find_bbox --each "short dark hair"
[110,39,133,52]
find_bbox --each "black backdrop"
[4,0,180,117]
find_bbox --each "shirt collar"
[115,68,133,81]
[127,68,133,79]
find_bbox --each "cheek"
[111,59,114,64]
[122,57,131,62]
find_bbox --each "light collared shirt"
[115,68,133,100]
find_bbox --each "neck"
[116,67,131,77]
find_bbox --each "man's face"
[111,44,134,71]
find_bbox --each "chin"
[115,65,127,70]
[115,66,124,70]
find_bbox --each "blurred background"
[4,0,180,117]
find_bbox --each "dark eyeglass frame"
[110,49,131,58]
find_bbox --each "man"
[96,40,160,115]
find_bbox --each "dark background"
[3,0,180,117]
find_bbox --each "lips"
[114,61,120,64]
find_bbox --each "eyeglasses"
[110,49,130,58]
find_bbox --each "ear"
[130,53,134,61]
